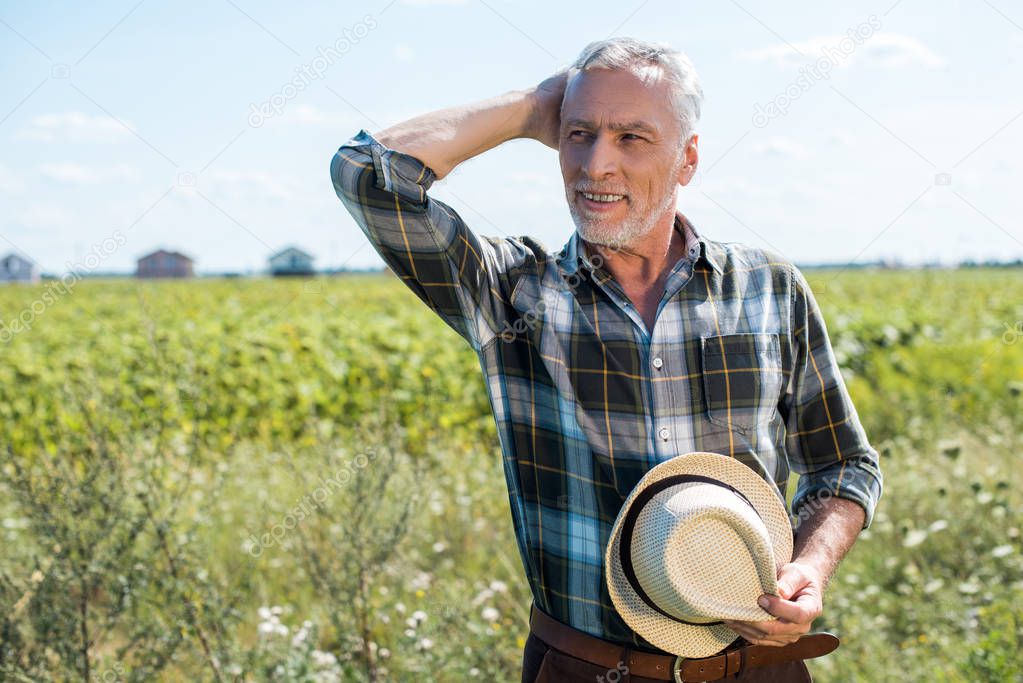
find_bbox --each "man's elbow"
[792,458,882,531]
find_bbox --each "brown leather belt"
[528,602,839,682]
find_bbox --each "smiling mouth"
[577,190,627,210]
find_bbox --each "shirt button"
[658,427,670,441]
[652,356,663,369]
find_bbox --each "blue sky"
[2,0,1022,274]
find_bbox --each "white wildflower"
[416,637,434,651]
[489,580,508,593]
[411,610,427,625]
[312,650,337,667]
[903,529,928,548]
[432,541,448,553]
[292,629,308,648]
[258,606,272,620]
[928,519,948,533]
[992,544,1014,558]
[409,571,433,591]
[473,588,495,606]
[481,606,500,622]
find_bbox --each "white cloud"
[752,136,811,160]
[287,104,335,125]
[17,205,75,229]
[736,32,945,69]
[206,170,298,201]
[698,174,782,200]
[862,34,946,68]
[828,130,856,148]
[265,104,359,128]
[39,162,137,184]
[400,0,468,5]
[14,112,132,142]
[0,164,26,194]
[394,44,415,62]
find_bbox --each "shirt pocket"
[700,333,784,435]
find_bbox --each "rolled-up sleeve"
[329,129,537,351]
[783,265,884,529]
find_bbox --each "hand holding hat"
[723,557,825,647]
[605,451,798,657]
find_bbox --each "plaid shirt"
[330,128,883,652]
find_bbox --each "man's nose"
[581,134,619,178]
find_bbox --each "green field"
[1,268,1021,682]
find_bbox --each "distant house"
[0,252,40,283]
[136,249,194,279]
[268,246,315,277]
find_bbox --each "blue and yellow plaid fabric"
[330,128,883,651]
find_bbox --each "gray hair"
[568,37,704,148]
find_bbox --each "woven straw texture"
[605,452,794,657]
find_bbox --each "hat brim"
[605,452,794,657]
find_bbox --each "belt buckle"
[672,655,685,683]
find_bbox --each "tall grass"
[1,268,1020,681]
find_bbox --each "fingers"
[723,620,802,647]
[723,615,810,639]
[719,562,823,649]
[774,562,815,600]
[758,593,819,624]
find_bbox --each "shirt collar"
[555,211,722,278]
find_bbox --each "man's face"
[558,65,696,248]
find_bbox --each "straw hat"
[605,452,794,657]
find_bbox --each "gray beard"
[569,185,679,251]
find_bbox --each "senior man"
[330,37,882,682]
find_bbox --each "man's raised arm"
[329,73,567,351]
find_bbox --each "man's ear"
[677,133,699,186]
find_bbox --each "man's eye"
[565,131,642,141]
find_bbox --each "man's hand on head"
[525,68,569,151]
[721,561,824,647]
